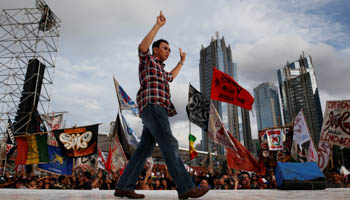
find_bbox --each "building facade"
[254,82,282,131]
[199,34,239,155]
[277,53,323,145]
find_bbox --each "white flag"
[41,113,63,147]
[292,110,318,162]
[208,102,236,151]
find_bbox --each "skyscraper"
[254,82,282,131]
[199,33,239,155]
[277,53,323,145]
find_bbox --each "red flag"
[105,146,112,172]
[15,137,28,165]
[226,132,264,174]
[211,67,254,110]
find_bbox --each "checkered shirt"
[136,49,177,117]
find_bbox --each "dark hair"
[152,39,169,54]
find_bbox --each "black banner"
[54,124,99,157]
[186,84,210,131]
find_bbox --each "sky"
[1,0,350,149]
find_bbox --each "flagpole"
[3,155,7,176]
[189,119,191,167]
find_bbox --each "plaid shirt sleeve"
[139,49,151,65]
[163,71,174,82]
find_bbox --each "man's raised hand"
[157,11,166,27]
[179,48,186,63]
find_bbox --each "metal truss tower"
[0,0,61,136]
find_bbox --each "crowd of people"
[0,165,349,190]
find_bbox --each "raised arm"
[170,48,186,79]
[139,11,166,53]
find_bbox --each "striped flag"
[189,134,198,160]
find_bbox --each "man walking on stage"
[114,11,209,199]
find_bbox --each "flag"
[26,135,39,164]
[266,128,284,151]
[105,145,113,172]
[208,102,236,150]
[226,132,263,173]
[41,113,63,147]
[320,100,350,149]
[6,119,16,159]
[108,114,128,172]
[113,77,139,117]
[41,113,63,130]
[121,113,140,147]
[98,146,106,170]
[38,145,73,175]
[54,124,99,157]
[76,156,97,171]
[210,67,254,110]
[109,134,127,173]
[15,137,28,165]
[186,84,210,131]
[189,134,198,160]
[291,110,318,162]
[200,148,213,171]
[115,113,132,159]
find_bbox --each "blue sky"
[306,0,350,49]
[1,0,349,148]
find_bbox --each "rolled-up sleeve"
[164,71,174,82]
[138,49,151,65]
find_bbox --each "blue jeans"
[116,104,195,195]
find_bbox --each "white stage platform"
[0,188,349,200]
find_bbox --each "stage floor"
[0,188,349,200]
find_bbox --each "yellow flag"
[26,135,39,164]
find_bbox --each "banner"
[186,84,210,131]
[266,129,284,151]
[113,77,139,117]
[41,113,63,147]
[208,102,236,151]
[38,145,73,175]
[189,134,198,160]
[210,67,254,110]
[226,132,263,174]
[54,124,99,157]
[292,110,318,162]
[320,100,350,149]
[6,119,16,159]
[317,140,331,171]
[76,155,97,171]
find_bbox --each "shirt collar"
[153,56,165,67]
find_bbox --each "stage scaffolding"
[0,0,61,136]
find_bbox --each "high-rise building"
[199,33,239,155]
[254,82,282,131]
[241,108,253,153]
[277,53,323,145]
